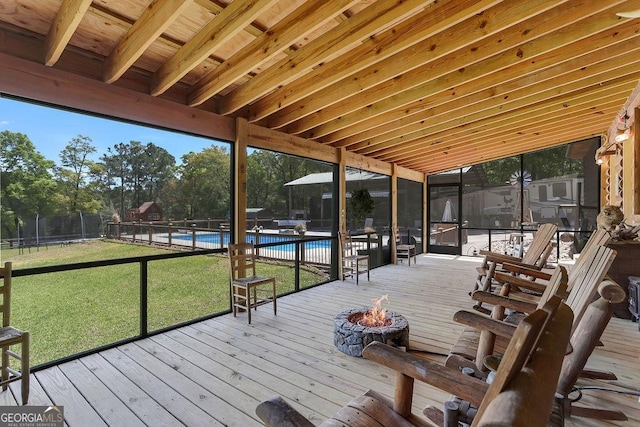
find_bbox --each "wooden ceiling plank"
[359,56,640,157]
[294,1,631,139]
[274,0,563,133]
[383,89,634,168]
[188,0,360,107]
[340,42,640,152]
[376,78,638,162]
[44,0,93,66]
[395,99,624,168]
[150,0,279,96]
[402,118,613,173]
[408,117,614,174]
[218,0,431,115]
[313,7,639,143]
[253,0,500,126]
[388,91,628,162]
[193,0,265,37]
[103,0,192,84]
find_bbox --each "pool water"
[171,232,332,251]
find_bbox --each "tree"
[99,141,176,216]
[178,145,230,218]
[56,135,101,214]
[0,130,56,238]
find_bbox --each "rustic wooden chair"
[496,228,611,303]
[0,262,29,405]
[451,246,627,423]
[256,297,573,427]
[338,231,370,284]
[392,227,416,265]
[450,245,616,371]
[228,243,277,324]
[472,223,557,306]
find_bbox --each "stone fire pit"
[333,308,410,357]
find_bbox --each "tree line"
[1,130,328,238]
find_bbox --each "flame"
[360,294,389,327]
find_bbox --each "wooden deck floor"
[2,255,639,426]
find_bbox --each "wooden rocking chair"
[256,296,573,427]
[449,246,628,423]
[472,222,557,302]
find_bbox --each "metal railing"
[11,236,336,371]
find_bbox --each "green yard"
[3,240,328,366]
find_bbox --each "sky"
[0,96,227,165]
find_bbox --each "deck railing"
[11,237,336,371]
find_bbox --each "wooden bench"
[256,297,573,427]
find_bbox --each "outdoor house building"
[1,1,640,426]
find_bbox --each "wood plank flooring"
[5,254,640,426]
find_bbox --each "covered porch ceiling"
[1,0,639,174]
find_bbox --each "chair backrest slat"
[0,262,11,328]
[228,243,258,280]
[565,245,616,333]
[522,223,557,266]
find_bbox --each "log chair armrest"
[478,250,523,265]
[501,263,552,280]
[471,291,537,314]
[597,279,626,304]
[493,272,549,294]
[362,341,489,406]
[453,310,518,339]
[256,396,316,427]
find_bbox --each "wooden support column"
[632,107,640,216]
[423,174,428,254]
[235,117,248,244]
[234,117,248,311]
[339,148,347,235]
[391,164,398,264]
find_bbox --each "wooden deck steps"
[2,255,638,426]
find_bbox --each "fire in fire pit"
[334,295,409,357]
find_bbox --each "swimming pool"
[171,232,332,252]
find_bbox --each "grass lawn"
[3,239,328,366]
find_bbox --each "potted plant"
[350,188,375,230]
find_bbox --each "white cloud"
[0,120,10,126]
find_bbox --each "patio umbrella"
[442,199,454,222]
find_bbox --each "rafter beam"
[44,0,92,66]
[354,48,640,157]
[104,0,192,84]
[188,0,360,106]
[397,100,622,172]
[308,2,640,142]
[250,0,500,125]
[218,0,431,115]
[292,1,631,140]
[150,0,279,96]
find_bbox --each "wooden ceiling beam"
[340,43,640,152]
[385,93,630,164]
[403,118,612,174]
[44,0,93,66]
[103,0,192,84]
[251,0,499,125]
[316,9,638,143]
[407,116,612,174]
[275,0,562,133]
[294,1,630,140]
[398,102,621,172]
[218,0,430,115]
[363,63,640,158]
[188,0,360,107]
[150,0,279,96]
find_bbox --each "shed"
[127,202,163,222]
